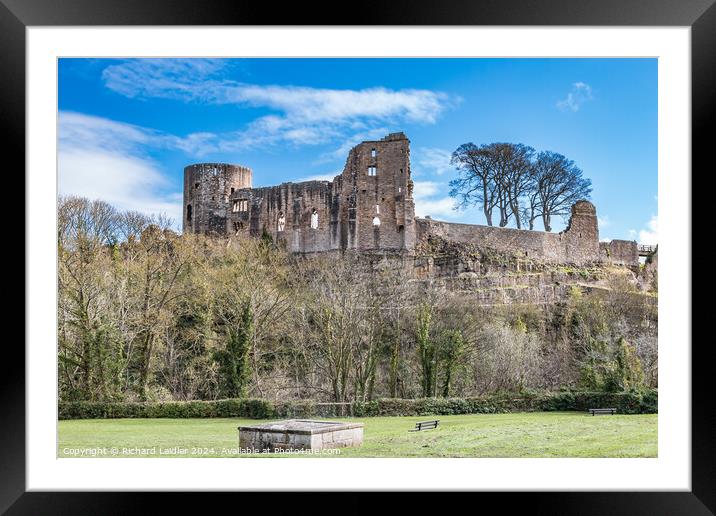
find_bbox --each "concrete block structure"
[238,419,364,452]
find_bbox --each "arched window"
[372,216,381,227]
[310,209,319,229]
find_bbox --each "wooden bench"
[589,408,617,416]
[409,420,439,431]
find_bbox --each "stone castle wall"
[182,133,639,267]
[230,180,342,253]
[339,132,416,252]
[221,132,415,253]
[600,239,639,266]
[416,200,607,265]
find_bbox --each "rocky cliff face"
[408,234,651,306]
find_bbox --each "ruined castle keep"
[183,132,639,268]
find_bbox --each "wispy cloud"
[415,147,453,176]
[627,215,658,244]
[557,81,593,112]
[60,59,457,225]
[100,59,454,158]
[59,112,184,225]
[638,215,658,244]
[315,128,391,164]
[60,111,222,157]
[413,180,458,219]
[294,173,338,183]
[102,59,449,123]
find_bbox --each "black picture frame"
[4,0,708,512]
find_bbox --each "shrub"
[58,390,657,420]
[59,398,274,420]
[350,390,656,417]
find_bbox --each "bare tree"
[450,143,535,228]
[531,151,592,231]
[58,197,122,400]
[494,143,535,229]
[449,143,498,226]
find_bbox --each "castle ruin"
[183,132,640,268]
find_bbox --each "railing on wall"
[637,244,657,256]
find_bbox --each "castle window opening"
[233,199,248,213]
[230,188,235,194]
[277,212,286,232]
[186,204,192,221]
[194,182,199,189]
[310,209,319,230]
[371,148,377,158]
[372,216,381,226]
[375,204,380,214]
[368,166,377,176]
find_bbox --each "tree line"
[58,196,656,404]
[449,142,592,231]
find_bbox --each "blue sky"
[58,58,658,242]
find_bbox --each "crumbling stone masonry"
[182,132,639,267]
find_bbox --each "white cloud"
[598,215,610,228]
[415,147,453,176]
[102,59,449,124]
[557,82,593,112]
[59,112,183,226]
[295,173,338,183]
[59,149,183,226]
[316,128,390,164]
[412,181,440,199]
[59,111,222,157]
[412,180,458,219]
[638,215,658,244]
[100,59,454,157]
[626,215,658,244]
[101,58,227,100]
[414,197,458,219]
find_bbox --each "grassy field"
[58,412,657,458]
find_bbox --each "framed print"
[5,0,711,512]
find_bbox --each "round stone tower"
[183,163,252,234]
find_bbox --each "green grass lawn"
[58,412,657,458]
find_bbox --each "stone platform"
[238,419,364,451]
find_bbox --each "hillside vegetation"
[58,196,657,404]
